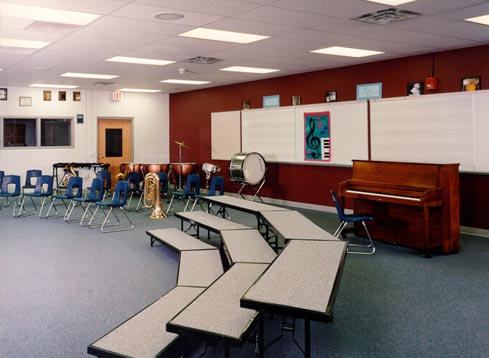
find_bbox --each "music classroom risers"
[211,90,489,173]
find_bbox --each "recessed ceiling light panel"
[0,3,100,26]
[220,66,280,74]
[0,38,50,49]
[466,14,489,26]
[30,83,79,89]
[160,79,210,85]
[119,88,162,93]
[178,28,269,44]
[106,56,175,66]
[311,46,384,58]
[365,0,416,5]
[61,72,119,79]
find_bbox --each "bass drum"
[229,152,266,185]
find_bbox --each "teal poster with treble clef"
[304,111,331,161]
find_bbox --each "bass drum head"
[229,152,266,185]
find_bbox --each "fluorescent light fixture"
[30,83,79,89]
[106,56,175,66]
[178,28,269,44]
[61,72,119,80]
[0,38,50,49]
[118,88,162,93]
[160,79,210,85]
[311,46,384,57]
[0,3,100,26]
[220,66,280,74]
[466,14,489,26]
[365,0,415,5]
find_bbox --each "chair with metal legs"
[88,180,134,233]
[191,175,224,212]
[22,169,42,195]
[166,173,200,214]
[65,177,104,225]
[44,176,83,219]
[126,171,143,211]
[0,175,21,216]
[17,175,54,218]
[96,170,112,199]
[331,190,375,255]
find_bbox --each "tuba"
[143,172,166,219]
[61,162,76,187]
[116,166,130,181]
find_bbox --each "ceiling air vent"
[353,8,421,25]
[182,56,223,64]
[93,81,116,86]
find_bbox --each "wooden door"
[97,119,132,189]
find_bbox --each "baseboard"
[461,226,489,238]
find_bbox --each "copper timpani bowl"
[169,163,198,187]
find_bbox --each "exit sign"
[112,91,123,101]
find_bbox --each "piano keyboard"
[321,137,330,160]
[345,189,421,202]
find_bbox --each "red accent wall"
[170,45,489,230]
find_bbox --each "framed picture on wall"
[462,76,481,91]
[407,82,424,96]
[43,90,52,101]
[291,95,301,106]
[325,91,337,103]
[73,91,81,101]
[0,88,7,100]
[356,82,382,100]
[263,94,280,108]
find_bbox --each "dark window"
[3,118,36,147]
[41,118,72,146]
[106,128,123,157]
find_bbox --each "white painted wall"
[0,87,169,184]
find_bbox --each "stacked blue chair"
[0,175,21,216]
[166,173,200,214]
[0,171,4,187]
[331,190,375,255]
[17,175,53,218]
[88,180,134,233]
[65,177,104,225]
[44,176,83,219]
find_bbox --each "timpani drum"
[229,152,266,186]
[146,164,170,173]
[169,163,199,187]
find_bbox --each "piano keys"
[339,160,460,256]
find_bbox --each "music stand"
[174,140,190,191]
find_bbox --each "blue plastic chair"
[0,171,4,187]
[126,171,143,211]
[65,177,104,225]
[158,172,168,197]
[166,173,200,214]
[191,175,224,212]
[96,170,112,199]
[331,190,375,255]
[88,180,134,232]
[18,175,53,218]
[22,169,42,194]
[0,175,21,216]
[44,176,83,219]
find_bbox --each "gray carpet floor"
[1,196,488,358]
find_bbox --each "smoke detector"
[353,8,420,25]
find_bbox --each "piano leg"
[423,207,432,258]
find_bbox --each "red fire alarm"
[425,77,438,90]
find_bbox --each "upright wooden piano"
[339,160,460,256]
